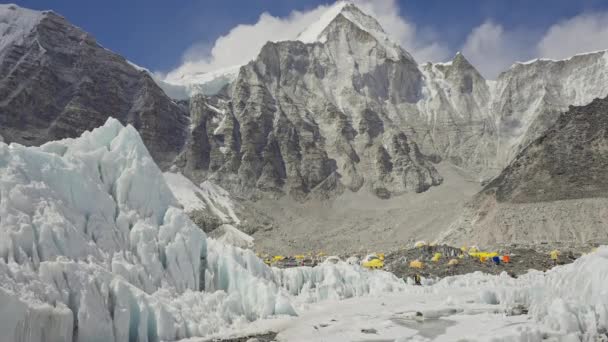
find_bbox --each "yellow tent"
[469,251,498,259]
[295,255,305,260]
[550,250,560,260]
[363,258,384,269]
[448,259,459,266]
[431,253,442,262]
[409,260,424,269]
[414,241,427,248]
[317,252,327,257]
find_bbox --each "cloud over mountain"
[163,0,449,83]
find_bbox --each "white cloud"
[461,12,608,79]
[163,6,328,83]
[461,21,537,79]
[538,12,608,60]
[163,0,449,84]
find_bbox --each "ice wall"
[505,247,608,340]
[0,119,207,341]
[0,118,406,342]
[432,247,608,341]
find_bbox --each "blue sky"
[13,0,608,78]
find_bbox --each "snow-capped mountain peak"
[295,1,350,43]
[297,1,410,61]
[0,4,44,55]
[159,1,413,99]
[298,2,384,43]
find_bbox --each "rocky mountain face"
[177,4,449,199]
[176,4,517,199]
[441,96,608,246]
[417,54,496,177]
[171,6,608,197]
[175,4,608,199]
[0,4,188,166]
[492,52,608,168]
[487,97,608,204]
[415,50,608,179]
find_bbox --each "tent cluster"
[463,246,511,265]
[255,251,387,269]
[257,252,319,267]
[407,243,512,270]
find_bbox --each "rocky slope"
[440,96,608,246]
[251,162,481,255]
[492,51,608,168]
[0,4,188,167]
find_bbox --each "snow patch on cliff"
[0,4,44,55]
[164,171,240,225]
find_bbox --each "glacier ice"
[426,247,608,341]
[0,118,407,342]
